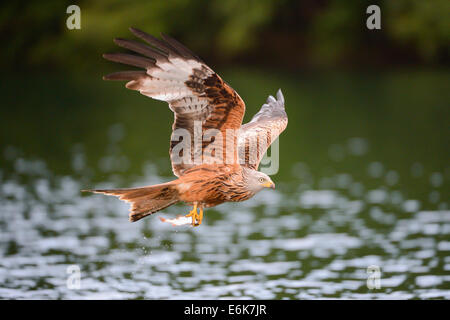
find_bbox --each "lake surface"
[0,69,449,299]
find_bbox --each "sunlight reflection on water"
[0,138,449,299]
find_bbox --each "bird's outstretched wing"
[238,89,287,170]
[103,28,246,177]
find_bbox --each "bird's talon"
[184,203,201,226]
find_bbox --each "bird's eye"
[259,177,264,183]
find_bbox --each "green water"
[0,69,449,299]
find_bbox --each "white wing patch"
[134,58,212,103]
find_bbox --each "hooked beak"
[263,181,276,189]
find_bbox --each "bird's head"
[245,169,275,193]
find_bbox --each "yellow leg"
[195,206,204,227]
[185,203,199,226]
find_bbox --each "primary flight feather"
[83,28,287,226]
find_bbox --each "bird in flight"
[83,28,287,226]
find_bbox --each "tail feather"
[82,182,179,222]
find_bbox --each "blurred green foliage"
[0,0,448,72]
[386,0,450,61]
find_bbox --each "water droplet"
[428,191,440,204]
[402,200,420,213]
[368,162,383,178]
[385,170,399,186]
[347,137,368,156]
[430,172,443,187]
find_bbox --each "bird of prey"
[83,28,287,226]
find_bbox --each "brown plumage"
[83,28,287,226]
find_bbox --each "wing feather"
[238,89,287,170]
[103,28,245,177]
[103,53,156,69]
[103,70,148,81]
[113,38,168,62]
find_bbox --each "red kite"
[83,28,287,226]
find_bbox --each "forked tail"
[82,182,179,222]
